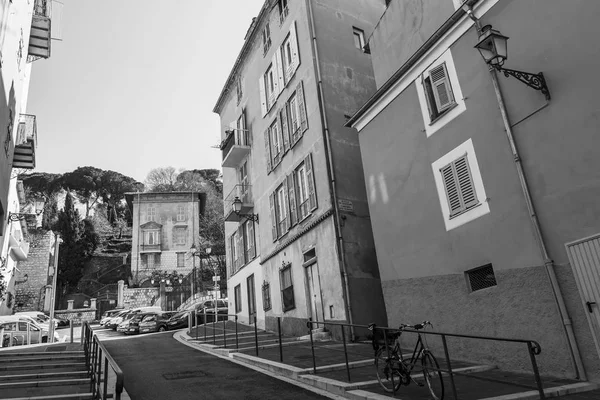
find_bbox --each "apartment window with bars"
[466,264,497,292]
[280,264,295,311]
[262,282,272,311]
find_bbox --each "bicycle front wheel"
[375,347,402,393]
[421,351,444,400]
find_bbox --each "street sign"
[213,276,220,281]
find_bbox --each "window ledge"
[448,202,481,220]
[282,306,296,313]
[428,102,458,126]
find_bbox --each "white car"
[0,315,59,345]
[14,311,58,329]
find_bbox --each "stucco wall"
[227,258,263,327]
[55,308,97,325]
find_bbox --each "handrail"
[82,322,124,400]
[306,319,546,399]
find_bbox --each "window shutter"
[305,153,317,211]
[296,81,308,134]
[271,53,280,101]
[421,75,437,120]
[455,156,478,209]
[289,21,300,75]
[248,221,256,259]
[441,163,461,216]
[430,63,454,112]
[282,178,289,233]
[264,129,272,173]
[280,107,290,153]
[230,235,236,274]
[241,108,249,146]
[238,225,245,265]
[276,48,285,95]
[259,76,268,117]
[287,174,297,227]
[270,192,278,241]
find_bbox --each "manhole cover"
[163,370,208,380]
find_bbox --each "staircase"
[0,349,93,399]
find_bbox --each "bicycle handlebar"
[367,321,433,331]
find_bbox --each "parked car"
[138,311,175,334]
[53,314,70,327]
[195,299,229,323]
[105,310,130,330]
[14,311,58,329]
[165,309,194,331]
[100,309,122,326]
[0,316,58,346]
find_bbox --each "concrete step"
[0,378,91,390]
[0,382,93,399]
[1,393,94,400]
[0,362,88,373]
[0,370,90,381]
[0,351,84,358]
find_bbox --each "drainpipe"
[465,5,586,380]
[306,0,355,340]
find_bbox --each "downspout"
[306,0,355,340]
[465,5,586,380]
[136,192,140,285]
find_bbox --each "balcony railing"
[224,184,253,222]
[13,114,37,169]
[28,0,52,62]
[140,244,161,253]
[221,129,251,168]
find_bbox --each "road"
[100,329,329,400]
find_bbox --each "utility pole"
[48,233,61,343]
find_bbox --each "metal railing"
[306,319,546,399]
[224,184,252,217]
[82,322,124,400]
[16,114,37,147]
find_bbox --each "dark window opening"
[466,264,497,292]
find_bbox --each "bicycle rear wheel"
[375,347,402,393]
[421,351,444,400]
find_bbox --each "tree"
[144,167,179,192]
[19,172,63,230]
[61,166,104,217]
[99,170,143,223]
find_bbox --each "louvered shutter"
[248,221,256,259]
[305,153,317,210]
[287,174,297,227]
[264,129,272,173]
[441,164,462,216]
[289,21,300,76]
[241,108,249,146]
[259,76,268,117]
[429,63,454,112]
[230,234,237,273]
[271,53,280,104]
[455,156,478,209]
[280,107,290,153]
[276,48,285,96]
[297,81,308,134]
[238,226,246,265]
[282,178,289,233]
[270,192,278,241]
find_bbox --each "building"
[0,0,58,314]
[348,0,600,380]
[125,192,205,287]
[214,0,388,337]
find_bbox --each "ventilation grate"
[467,264,497,292]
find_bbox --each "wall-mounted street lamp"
[474,25,551,101]
[232,196,259,223]
[151,275,183,286]
[8,198,45,222]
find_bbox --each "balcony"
[13,114,37,169]
[224,184,253,222]
[221,129,251,168]
[28,0,52,62]
[9,229,30,261]
[140,244,162,253]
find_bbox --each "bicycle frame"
[397,331,428,375]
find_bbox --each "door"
[566,233,600,360]
[247,274,257,323]
[306,263,325,323]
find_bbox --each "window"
[236,110,249,146]
[278,0,289,25]
[230,220,256,274]
[176,252,185,267]
[466,264,497,292]
[262,282,271,311]
[144,230,160,245]
[144,254,159,269]
[236,76,243,104]
[262,23,271,55]
[234,284,242,313]
[280,264,295,311]
[415,49,466,136]
[270,119,281,165]
[230,234,237,275]
[173,227,187,246]
[280,23,299,84]
[239,161,249,202]
[275,184,288,236]
[247,274,256,317]
[259,51,284,116]
[431,138,489,231]
[265,65,275,101]
[147,206,156,222]
[295,163,310,220]
[244,220,255,262]
[176,205,185,222]
[287,81,307,145]
[288,92,299,133]
[353,27,365,51]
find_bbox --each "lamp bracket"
[495,66,551,101]
[8,212,39,222]
[235,212,259,223]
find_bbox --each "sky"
[27,0,265,184]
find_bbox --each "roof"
[345,0,479,128]
[212,0,275,114]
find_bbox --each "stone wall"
[122,286,159,309]
[13,230,54,313]
[55,308,97,325]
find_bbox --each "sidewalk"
[181,322,600,400]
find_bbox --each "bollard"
[442,335,458,400]
[308,318,316,374]
[195,311,199,341]
[70,320,74,344]
[235,315,239,349]
[254,315,259,356]
[223,319,227,348]
[204,310,207,342]
[341,325,351,382]
[278,317,283,362]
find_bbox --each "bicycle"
[368,321,444,399]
